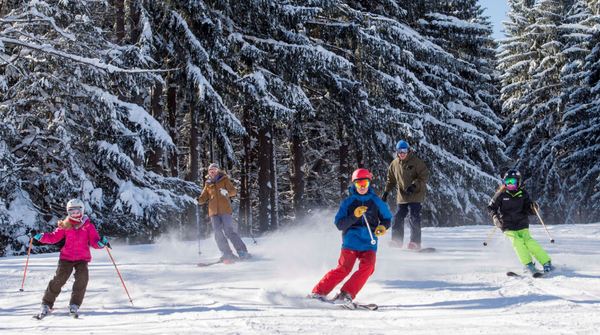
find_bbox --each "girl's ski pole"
[105,244,134,306]
[19,237,33,291]
[483,226,497,246]
[533,207,555,243]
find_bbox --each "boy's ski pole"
[19,237,33,291]
[362,214,376,245]
[483,226,497,246]
[105,244,134,306]
[533,207,555,243]
[195,201,202,255]
[224,194,257,244]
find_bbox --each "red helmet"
[351,168,372,182]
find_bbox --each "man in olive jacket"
[198,163,250,261]
[381,141,429,250]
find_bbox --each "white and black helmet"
[66,199,85,222]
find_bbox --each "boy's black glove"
[381,192,389,202]
[405,184,416,195]
[492,215,503,229]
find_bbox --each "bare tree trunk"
[258,126,271,233]
[115,0,125,44]
[167,68,178,178]
[188,97,200,183]
[269,124,278,229]
[129,0,141,44]
[291,119,305,222]
[149,81,164,174]
[338,122,349,199]
[240,108,252,237]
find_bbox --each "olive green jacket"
[383,152,429,204]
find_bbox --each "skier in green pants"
[487,169,554,274]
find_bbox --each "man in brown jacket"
[198,163,250,261]
[381,141,429,250]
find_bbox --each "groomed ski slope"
[1,214,600,335]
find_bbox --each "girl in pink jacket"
[30,199,108,319]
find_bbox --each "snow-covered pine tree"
[553,0,600,223]
[0,0,199,254]
[501,0,572,223]
[305,0,505,225]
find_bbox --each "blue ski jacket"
[334,187,393,252]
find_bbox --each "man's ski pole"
[362,214,376,245]
[483,226,497,246]
[19,237,33,291]
[105,244,134,306]
[224,195,257,244]
[533,207,555,243]
[195,200,202,255]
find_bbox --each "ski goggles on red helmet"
[354,179,370,189]
[397,148,409,154]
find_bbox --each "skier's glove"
[374,225,386,237]
[492,215,503,229]
[27,229,42,240]
[381,192,389,202]
[531,202,540,212]
[354,206,368,218]
[405,184,416,195]
[97,236,109,248]
[220,188,229,196]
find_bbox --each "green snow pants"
[504,228,551,266]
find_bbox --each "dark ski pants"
[42,259,89,308]
[211,213,248,255]
[392,203,422,244]
[312,249,376,299]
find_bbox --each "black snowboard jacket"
[487,188,535,232]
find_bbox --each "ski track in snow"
[1,221,600,334]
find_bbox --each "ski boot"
[543,261,554,273]
[69,304,79,318]
[523,262,541,275]
[237,251,252,260]
[307,292,327,301]
[218,252,236,263]
[407,242,421,251]
[333,291,356,310]
[34,304,52,320]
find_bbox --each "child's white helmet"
[66,199,85,222]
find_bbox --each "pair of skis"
[506,271,548,278]
[308,296,378,311]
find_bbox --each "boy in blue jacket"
[310,168,392,309]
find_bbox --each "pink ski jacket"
[40,216,103,262]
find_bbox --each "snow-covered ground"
[2,214,600,334]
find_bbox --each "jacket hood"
[205,171,228,183]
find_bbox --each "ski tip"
[533,272,546,278]
[506,271,519,277]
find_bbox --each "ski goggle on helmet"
[503,169,521,191]
[354,179,370,189]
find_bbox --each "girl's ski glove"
[97,236,109,248]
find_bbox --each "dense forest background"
[1,0,598,256]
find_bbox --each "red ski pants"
[312,249,376,299]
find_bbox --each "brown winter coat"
[383,152,429,204]
[198,172,238,217]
